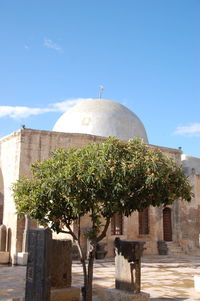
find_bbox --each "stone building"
[0,98,199,264]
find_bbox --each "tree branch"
[60,230,71,234]
[96,217,110,242]
[62,217,79,241]
[61,219,87,265]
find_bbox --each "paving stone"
[0,255,200,300]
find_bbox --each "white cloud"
[174,123,200,137]
[0,106,51,119]
[43,38,63,52]
[51,98,92,112]
[0,98,89,120]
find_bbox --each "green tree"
[13,137,192,301]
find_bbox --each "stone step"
[168,249,182,253]
[166,242,185,255]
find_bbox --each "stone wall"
[178,174,200,252]
[0,169,4,224]
[0,131,21,261]
[18,128,104,178]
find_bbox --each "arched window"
[111,213,123,235]
[139,208,149,235]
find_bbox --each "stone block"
[194,275,200,292]
[0,251,9,263]
[50,287,80,301]
[17,252,28,265]
[25,228,52,301]
[104,288,150,301]
[50,239,72,288]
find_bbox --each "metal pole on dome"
[99,85,104,99]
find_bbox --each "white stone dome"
[53,99,148,142]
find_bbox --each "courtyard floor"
[0,255,200,300]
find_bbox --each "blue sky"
[0,0,200,156]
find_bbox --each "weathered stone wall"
[18,128,104,178]
[178,174,200,252]
[0,128,198,260]
[18,132,191,257]
[0,131,21,261]
[0,169,4,224]
[179,156,200,252]
[105,206,164,257]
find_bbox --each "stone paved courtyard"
[0,255,200,300]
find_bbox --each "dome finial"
[99,85,104,99]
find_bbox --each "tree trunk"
[81,257,87,300]
[81,218,110,301]
[63,218,110,301]
[85,246,96,301]
[74,240,87,301]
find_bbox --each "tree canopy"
[12,137,192,301]
[13,137,192,230]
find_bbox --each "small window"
[111,213,123,235]
[139,208,149,235]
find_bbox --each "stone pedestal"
[111,239,149,301]
[0,251,9,263]
[194,275,200,292]
[0,225,7,251]
[22,215,31,253]
[115,238,145,293]
[50,287,80,301]
[104,288,150,301]
[17,252,28,265]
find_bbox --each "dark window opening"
[111,213,123,235]
[139,208,149,235]
[163,207,172,241]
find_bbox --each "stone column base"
[0,251,9,264]
[17,252,28,265]
[50,286,80,301]
[104,288,150,301]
